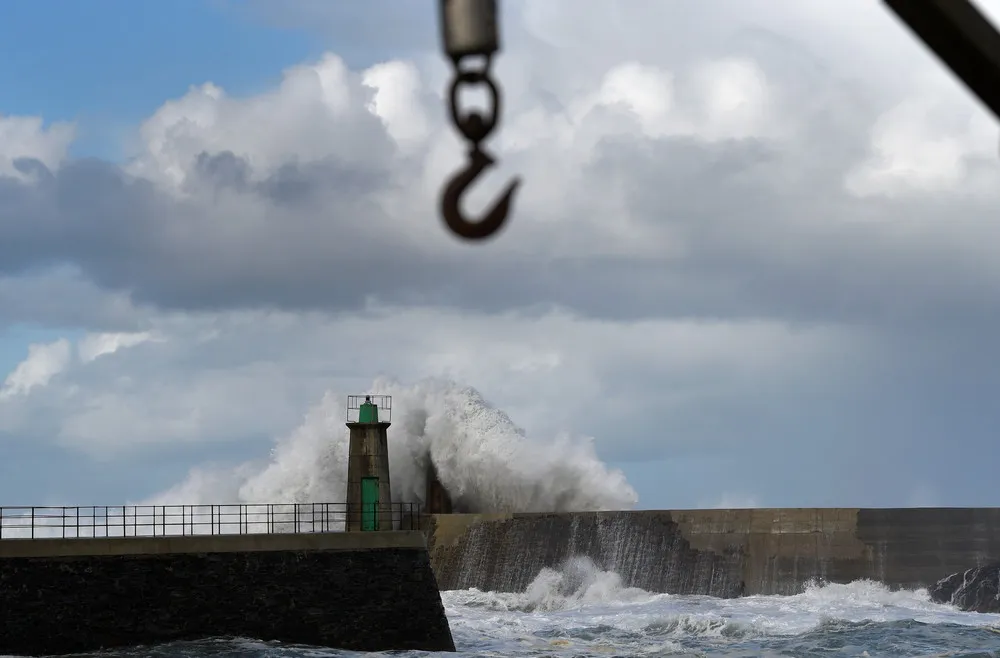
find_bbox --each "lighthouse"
[345,395,393,531]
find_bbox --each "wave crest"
[143,377,638,513]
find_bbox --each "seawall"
[426,508,1000,596]
[0,531,455,656]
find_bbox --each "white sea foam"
[441,559,1000,657]
[142,377,638,513]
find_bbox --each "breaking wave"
[441,558,1000,656]
[142,378,638,512]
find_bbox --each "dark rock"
[929,563,1000,613]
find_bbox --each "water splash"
[453,556,659,613]
[443,559,1000,655]
[142,378,638,512]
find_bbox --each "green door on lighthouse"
[361,477,379,531]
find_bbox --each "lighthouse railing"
[0,501,424,539]
[346,394,392,423]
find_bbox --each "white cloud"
[77,331,157,363]
[0,339,72,399]
[362,60,431,148]
[845,75,999,199]
[0,114,74,178]
[126,54,393,190]
[0,305,860,461]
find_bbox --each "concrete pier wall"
[0,531,455,656]
[426,508,1000,596]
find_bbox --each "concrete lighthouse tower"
[345,395,393,531]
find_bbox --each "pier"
[0,501,454,656]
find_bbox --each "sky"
[1,0,1000,511]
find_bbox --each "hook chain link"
[448,59,501,149]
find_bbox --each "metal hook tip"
[441,153,521,241]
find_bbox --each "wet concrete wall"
[0,531,455,655]
[426,508,1000,596]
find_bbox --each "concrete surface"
[0,529,426,558]
[426,508,1000,595]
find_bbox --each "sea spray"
[141,377,638,512]
[439,565,1000,656]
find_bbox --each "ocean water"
[78,559,1000,658]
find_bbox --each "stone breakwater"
[0,532,455,656]
[425,508,1000,595]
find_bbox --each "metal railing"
[0,502,423,539]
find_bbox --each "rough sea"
[31,382,1000,657]
[70,559,1000,658]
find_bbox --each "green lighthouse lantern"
[358,395,379,423]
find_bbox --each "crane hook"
[440,148,521,241]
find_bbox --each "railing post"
[31,507,34,539]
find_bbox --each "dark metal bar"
[0,502,421,540]
[884,0,1000,120]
